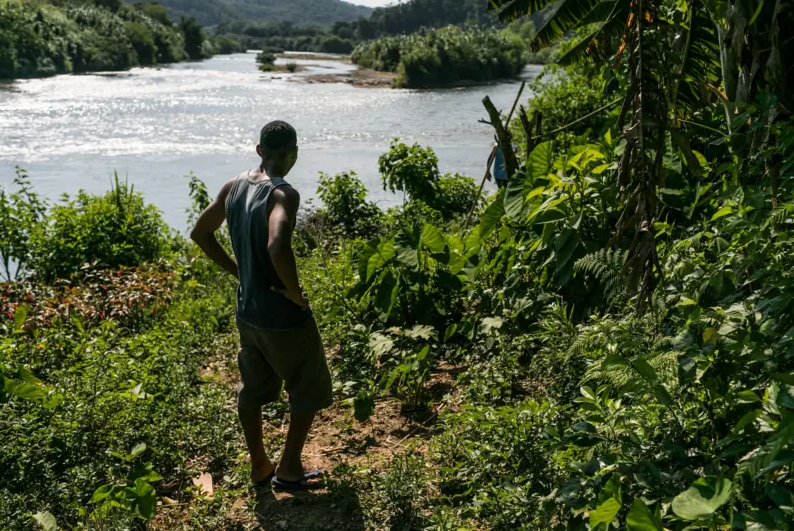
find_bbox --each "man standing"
[190,120,332,490]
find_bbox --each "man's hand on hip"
[271,286,309,309]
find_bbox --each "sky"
[351,0,395,7]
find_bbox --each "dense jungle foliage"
[211,0,554,61]
[352,26,528,88]
[0,0,234,79]
[129,0,372,28]
[2,0,794,529]
[214,19,363,55]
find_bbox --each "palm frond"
[555,4,627,65]
[487,0,559,23]
[532,0,615,50]
[672,3,721,115]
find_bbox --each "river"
[0,53,541,229]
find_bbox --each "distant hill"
[369,0,494,35]
[368,0,553,36]
[135,0,372,26]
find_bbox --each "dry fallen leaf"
[192,473,214,497]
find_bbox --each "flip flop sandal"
[302,470,322,480]
[271,474,324,491]
[253,470,276,489]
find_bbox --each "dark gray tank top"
[225,171,310,330]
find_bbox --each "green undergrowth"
[3,34,794,530]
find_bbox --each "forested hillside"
[127,0,372,27]
[0,0,227,79]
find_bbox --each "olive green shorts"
[236,317,333,414]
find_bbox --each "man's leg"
[275,409,316,482]
[239,405,276,483]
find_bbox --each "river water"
[0,52,540,229]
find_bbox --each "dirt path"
[156,350,460,530]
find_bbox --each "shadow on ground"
[254,482,365,531]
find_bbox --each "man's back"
[225,171,309,331]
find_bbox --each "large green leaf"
[626,499,663,531]
[422,223,446,254]
[533,207,568,225]
[91,484,115,503]
[632,359,658,382]
[554,228,580,274]
[528,141,553,182]
[18,366,41,384]
[374,271,399,321]
[590,474,622,529]
[359,239,395,282]
[13,303,29,331]
[479,197,505,237]
[766,483,794,513]
[672,477,732,520]
[504,169,531,221]
[5,381,45,401]
[590,499,621,529]
[133,479,157,520]
[395,227,422,272]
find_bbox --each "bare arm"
[267,186,308,308]
[190,179,238,279]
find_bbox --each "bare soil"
[153,345,465,530]
[298,68,397,88]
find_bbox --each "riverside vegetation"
[351,26,528,88]
[2,0,794,530]
[0,0,240,79]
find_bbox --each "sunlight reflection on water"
[0,52,541,228]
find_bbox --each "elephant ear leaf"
[672,477,732,520]
[627,499,663,531]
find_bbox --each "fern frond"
[763,203,792,229]
[575,248,629,303]
[648,350,682,388]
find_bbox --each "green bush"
[212,34,244,54]
[432,401,560,528]
[317,35,354,54]
[378,140,440,204]
[378,140,478,217]
[31,176,174,281]
[317,171,382,238]
[132,1,172,25]
[352,26,527,88]
[179,16,210,60]
[510,64,609,151]
[125,21,157,65]
[0,1,190,79]
[433,173,479,216]
[0,168,47,281]
[255,51,276,64]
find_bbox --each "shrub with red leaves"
[0,264,175,331]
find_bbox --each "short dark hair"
[260,120,297,151]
